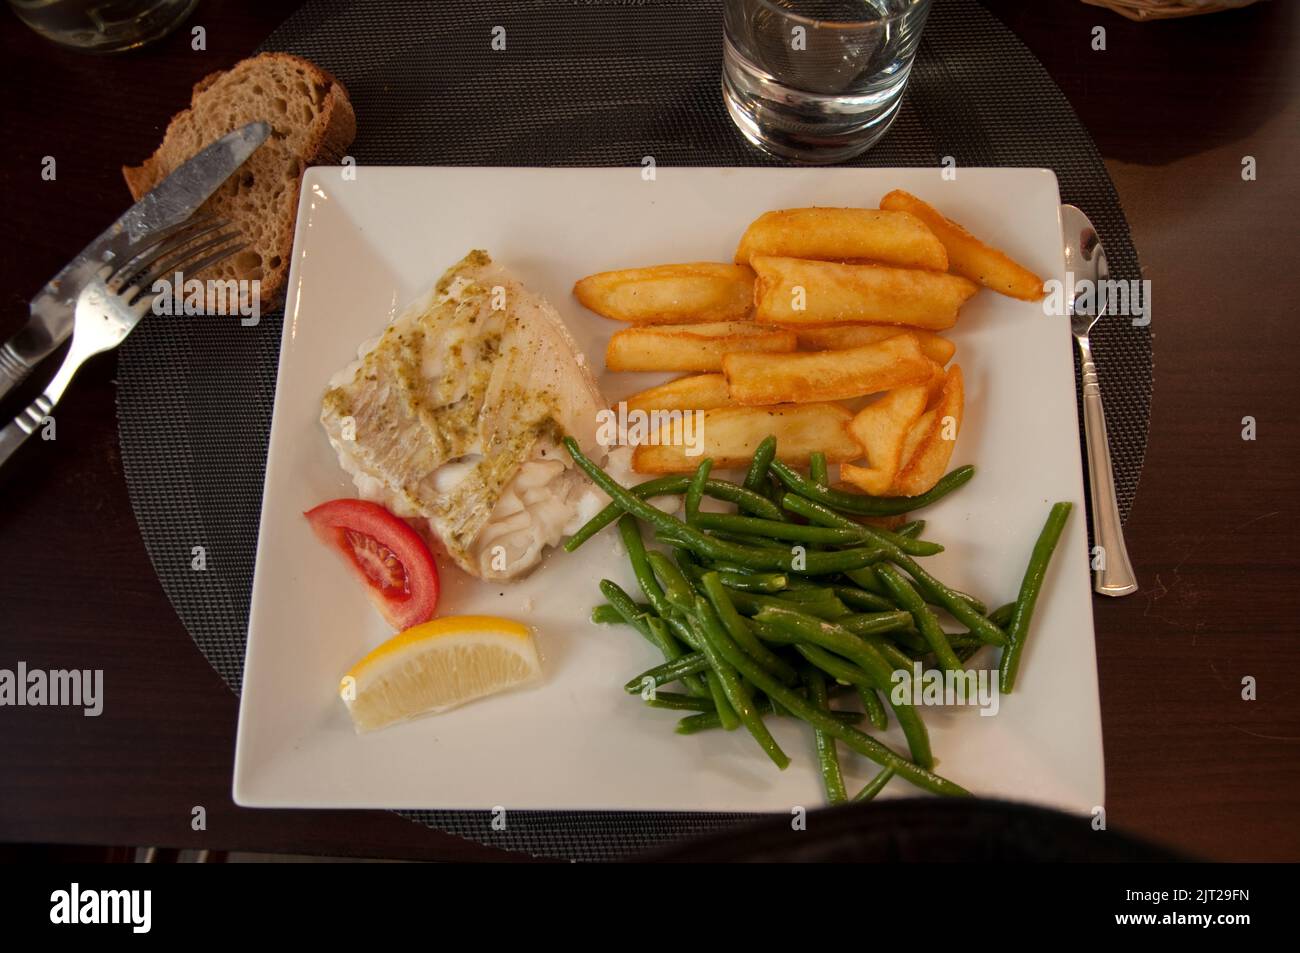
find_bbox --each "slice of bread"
[123,53,356,308]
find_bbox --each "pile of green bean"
[563,435,1071,804]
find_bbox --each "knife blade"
[0,120,270,401]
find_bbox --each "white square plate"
[233,166,1104,813]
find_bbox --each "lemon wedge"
[340,615,541,732]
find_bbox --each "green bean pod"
[806,669,848,804]
[876,565,963,673]
[848,563,986,620]
[845,565,889,596]
[716,570,789,593]
[685,457,713,525]
[563,441,888,574]
[743,435,778,492]
[676,702,863,735]
[672,548,708,595]
[836,610,915,637]
[988,602,1016,628]
[895,520,925,539]
[765,585,837,603]
[695,606,966,797]
[770,460,976,516]
[699,572,800,686]
[601,579,710,699]
[809,451,829,487]
[646,616,709,698]
[703,668,740,730]
[766,628,905,732]
[654,526,888,575]
[724,588,850,621]
[624,652,710,695]
[889,555,1003,645]
[876,625,932,656]
[591,602,648,625]
[703,530,796,550]
[999,502,1073,694]
[677,553,789,594]
[751,606,934,770]
[852,766,896,803]
[788,641,873,689]
[780,494,944,557]
[696,512,887,547]
[646,550,695,614]
[644,691,716,712]
[617,515,673,618]
[857,685,889,732]
[830,586,895,613]
[599,579,676,656]
[565,474,783,552]
[691,599,791,769]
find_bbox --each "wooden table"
[1,0,1296,862]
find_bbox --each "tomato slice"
[304,499,440,630]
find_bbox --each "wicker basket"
[1081,0,1262,20]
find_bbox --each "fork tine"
[174,241,246,284]
[124,212,220,258]
[122,232,244,301]
[124,238,248,310]
[108,216,230,286]
[99,213,220,269]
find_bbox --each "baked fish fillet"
[321,250,607,580]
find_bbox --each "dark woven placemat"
[117,0,1151,861]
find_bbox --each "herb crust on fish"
[321,250,608,580]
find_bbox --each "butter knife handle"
[0,393,52,470]
[0,342,32,402]
[1078,340,1138,596]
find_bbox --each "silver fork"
[0,222,245,470]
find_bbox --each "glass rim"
[742,0,931,29]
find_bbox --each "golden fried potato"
[623,374,733,414]
[795,324,956,366]
[889,364,965,496]
[734,208,948,271]
[722,333,931,405]
[606,322,796,372]
[898,409,934,468]
[574,263,755,324]
[751,257,979,330]
[841,364,944,495]
[632,403,858,473]
[880,190,1044,301]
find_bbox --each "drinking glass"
[723,0,933,164]
[7,0,197,52]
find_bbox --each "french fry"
[751,256,979,330]
[636,321,765,336]
[606,322,796,372]
[573,262,755,324]
[722,333,931,405]
[795,324,956,366]
[841,364,944,495]
[632,402,859,474]
[889,365,965,496]
[897,407,937,471]
[623,374,733,414]
[734,208,948,271]
[880,190,1045,301]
